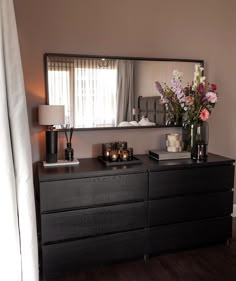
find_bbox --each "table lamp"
[38,105,65,163]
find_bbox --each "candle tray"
[98,156,142,167]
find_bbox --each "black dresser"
[36,153,235,280]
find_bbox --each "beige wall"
[13,0,236,167]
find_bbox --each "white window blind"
[47,56,118,127]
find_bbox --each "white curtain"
[47,57,73,124]
[74,58,117,128]
[0,1,38,281]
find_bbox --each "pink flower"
[185,96,194,106]
[205,91,217,103]
[200,108,210,121]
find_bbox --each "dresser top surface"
[37,153,234,182]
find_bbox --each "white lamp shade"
[38,105,65,125]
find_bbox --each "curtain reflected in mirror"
[45,54,204,129]
[116,60,134,124]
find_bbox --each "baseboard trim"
[233,204,236,217]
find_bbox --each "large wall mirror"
[44,54,204,130]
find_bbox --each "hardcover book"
[149,150,191,160]
[43,159,80,167]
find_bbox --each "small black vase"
[65,142,74,161]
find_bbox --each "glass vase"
[183,122,209,160]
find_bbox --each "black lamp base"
[46,130,58,163]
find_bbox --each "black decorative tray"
[98,156,142,167]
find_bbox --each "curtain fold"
[0,1,38,281]
[116,60,134,124]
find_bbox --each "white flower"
[192,64,205,90]
[200,76,206,83]
[172,70,183,80]
[194,64,203,73]
[192,82,198,91]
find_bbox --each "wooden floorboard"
[46,218,236,281]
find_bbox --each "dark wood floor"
[48,219,236,281]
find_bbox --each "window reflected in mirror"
[48,57,119,127]
[45,54,204,130]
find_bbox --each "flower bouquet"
[181,65,218,126]
[155,64,218,156]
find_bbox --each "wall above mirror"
[44,53,204,130]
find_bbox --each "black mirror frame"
[44,53,204,131]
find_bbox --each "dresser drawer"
[40,173,148,212]
[42,202,146,243]
[149,165,234,199]
[42,229,147,279]
[149,216,232,254]
[149,191,233,226]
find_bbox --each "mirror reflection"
[45,54,203,129]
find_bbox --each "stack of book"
[149,150,191,161]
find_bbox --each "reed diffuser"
[64,125,74,161]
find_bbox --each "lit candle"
[104,149,110,160]
[110,151,118,162]
[121,150,128,161]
